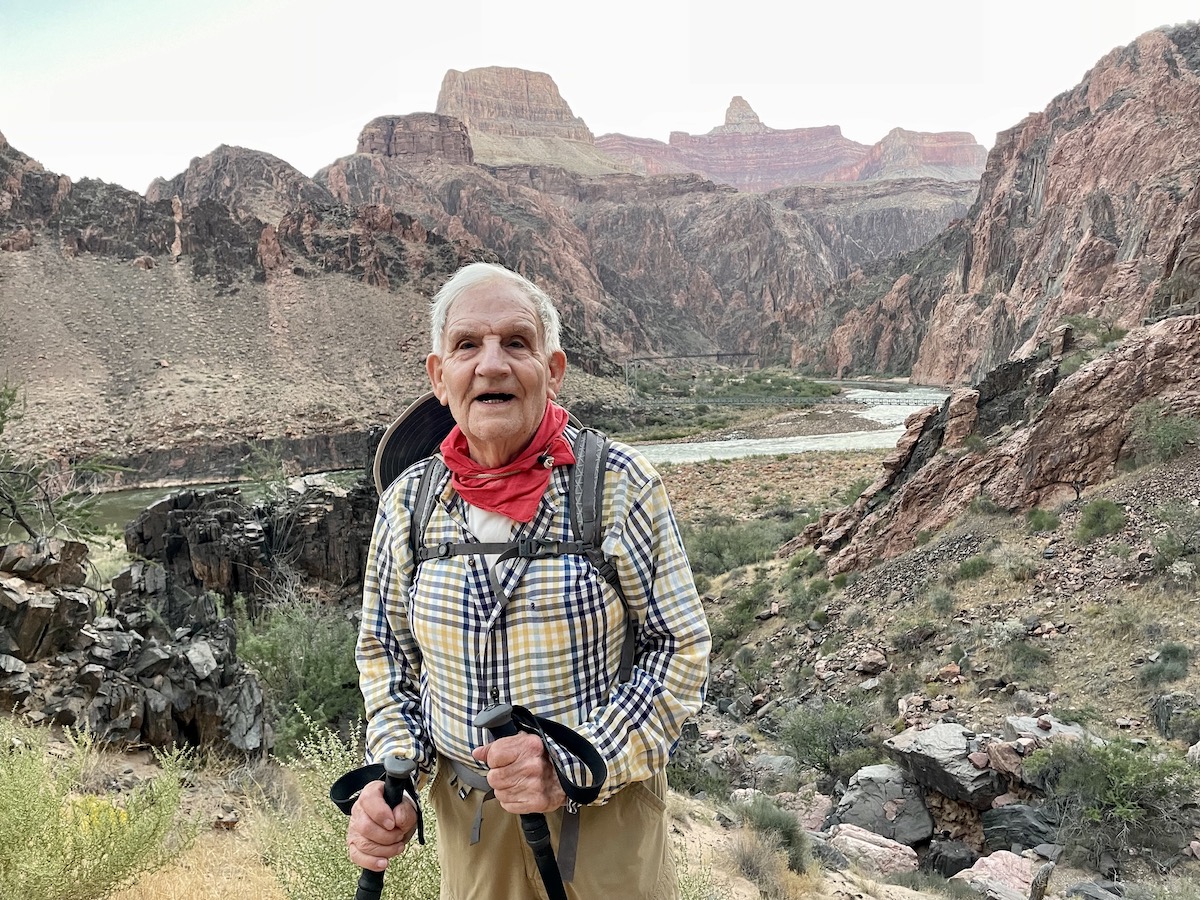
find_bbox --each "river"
[637,386,947,464]
[90,386,947,528]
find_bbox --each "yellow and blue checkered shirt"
[357,437,710,803]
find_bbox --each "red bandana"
[439,401,576,523]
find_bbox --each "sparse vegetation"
[1075,499,1127,543]
[948,554,993,583]
[780,701,881,784]
[238,594,365,758]
[1140,642,1191,686]
[683,513,807,577]
[1026,507,1061,533]
[735,794,813,873]
[1128,400,1200,465]
[1027,737,1200,864]
[0,379,109,542]
[0,719,192,900]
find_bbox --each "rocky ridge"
[818,23,1200,385]
[596,97,987,191]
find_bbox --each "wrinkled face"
[427,280,566,469]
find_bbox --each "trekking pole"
[474,703,569,900]
[355,756,418,900]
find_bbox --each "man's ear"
[546,350,567,399]
[427,354,448,403]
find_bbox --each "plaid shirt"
[357,437,710,803]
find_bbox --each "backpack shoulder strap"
[569,428,638,683]
[408,455,447,562]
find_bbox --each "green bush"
[0,720,190,900]
[1130,401,1200,464]
[1150,501,1200,576]
[683,516,806,577]
[1000,638,1052,674]
[265,720,440,900]
[1141,642,1191,686]
[736,794,812,873]
[238,595,365,758]
[780,701,880,782]
[949,554,993,583]
[1026,737,1200,863]
[1075,499,1126,543]
[1026,507,1060,533]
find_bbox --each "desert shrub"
[968,495,1004,515]
[1026,507,1060,533]
[238,594,364,758]
[0,720,191,900]
[999,638,1052,674]
[264,719,440,900]
[1075,499,1126,543]
[1129,400,1200,464]
[1141,642,1191,686]
[678,854,734,900]
[780,701,880,783]
[948,554,993,583]
[683,516,806,577]
[1026,737,1200,863]
[927,586,955,616]
[787,550,823,577]
[736,794,812,873]
[1151,501,1200,576]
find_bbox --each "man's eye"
[455,340,476,350]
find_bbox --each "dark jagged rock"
[0,539,266,753]
[981,805,1059,853]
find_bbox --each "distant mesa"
[434,66,629,176]
[356,114,474,167]
[597,97,987,192]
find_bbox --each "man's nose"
[475,338,511,375]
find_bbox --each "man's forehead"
[444,285,542,333]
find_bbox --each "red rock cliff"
[597,98,986,192]
[834,24,1200,386]
[435,67,626,176]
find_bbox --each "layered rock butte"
[596,96,988,191]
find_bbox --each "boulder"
[922,838,979,878]
[950,849,1035,900]
[827,822,918,875]
[832,764,934,846]
[981,804,1059,853]
[884,723,1004,809]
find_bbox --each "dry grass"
[108,823,283,900]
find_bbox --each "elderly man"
[347,262,710,899]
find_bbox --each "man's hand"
[472,733,567,814]
[346,779,419,872]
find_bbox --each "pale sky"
[2,0,1196,194]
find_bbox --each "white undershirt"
[467,505,518,570]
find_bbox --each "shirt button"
[468,558,476,568]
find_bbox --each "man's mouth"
[475,392,515,404]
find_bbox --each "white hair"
[429,262,562,356]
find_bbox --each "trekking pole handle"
[355,756,417,900]
[473,703,567,900]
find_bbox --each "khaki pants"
[430,761,678,900]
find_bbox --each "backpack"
[405,427,638,683]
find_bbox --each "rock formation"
[356,114,473,166]
[436,66,627,175]
[597,97,987,192]
[0,538,266,752]
[798,314,1200,573]
[826,127,988,182]
[819,23,1200,384]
